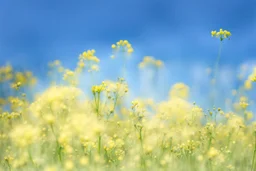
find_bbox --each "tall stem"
[98,135,102,154]
[251,131,256,171]
[213,41,223,108]
[122,56,127,78]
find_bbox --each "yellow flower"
[10,124,39,147]
[225,31,231,37]
[240,101,249,110]
[219,28,224,35]
[207,147,219,159]
[79,156,89,166]
[82,51,87,57]
[77,60,85,68]
[44,114,55,124]
[211,28,231,41]
[92,84,105,94]
[11,82,22,90]
[155,60,163,68]
[139,56,164,69]
[126,44,132,48]
[244,79,252,90]
[211,30,217,37]
[87,50,93,56]
[127,48,134,54]
[123,40,129,45]
[89,64,99,72]
[252,76,256,82]
[112,44,116,49]
[169,83,190,100]
[65,161,74,170]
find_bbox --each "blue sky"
[1,0,255,68]
[1,0,256,106]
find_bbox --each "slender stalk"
[251,131,256,171]
[50,124,62,162]
[122,55,127,78]
[139,127,143,147]
[209,159,213,171]
[58,145,63,162]
[28,148,35,166]
[5,160,11,171]
[96,92,100,116]
[93,92,100,117]
[98,135,102,154]
[214,41,223,81]
[213,41,223,107]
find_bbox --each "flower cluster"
[211,28,231,41]
[111,40,134,56]
[138,56,164,69]
[78,49,100,73]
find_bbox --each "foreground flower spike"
[211,28,231,41]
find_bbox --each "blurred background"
[0,0,256,109]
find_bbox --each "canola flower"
[211,29,231,41]
[111,40,134,77]
[1,33,256,171]
[138,56,164,89]
[138,56,163,69]
[111,40,134,55]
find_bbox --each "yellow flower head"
[112,44,116,49]
[111,40,134,54]
[211,28,231,41]
[169,83,190,100]
[211,30,217,37]
[138,56,164,69]
[252,75,256,82]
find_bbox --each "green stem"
[97,92,100,116]
[5,160,11,171]
[50,124,62,162]
[98,135,102,154]
[214,41,223,82]
[58,145,63,162]
[208,133,212,150]
[93,92,100,117]
[251,131,256,171]
[213,41,223,107]
[28,148,35,166]
[139,127,143,148]
[112,93,119,114]
[50,124,57,139]
[209,159,213,171]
